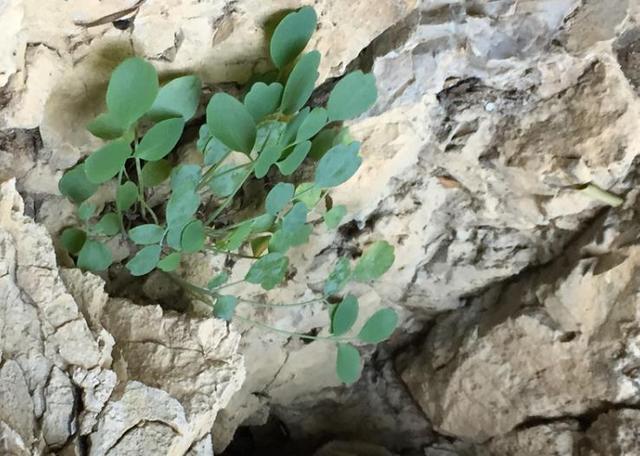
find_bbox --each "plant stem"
[238,297,327,307]
[116,166,126,233]
[197,149,233,190]
[134,157,159,224]
[234,315,350,342]
[206,246,261,260]
[205,166,255,224]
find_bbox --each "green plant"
[58,6,397,384]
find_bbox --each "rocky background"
[2,0,640,455]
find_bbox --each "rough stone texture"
[4,0,640,454]
[0,179,244,455]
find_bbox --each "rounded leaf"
[84,139,132,184]
[141,160,172,187]
[206,93,256,154]
[77,240,113,272]
[357,308,398,344]
[213,295,238,321]
[327,71,377,121]
[116,181,139,212]
[59,164,98,204]
[166,190,200,228]
[87,112,125,140]
[60,227,87,255]
[157,252,181,272]
[147,75,201,121]
[245,252,289,290]
[296,107,327,142]
[266,182,295,215]
[324,205,347,229]
[135,117,184,161]
[244,82,283,122]
[294,182,322,207]
[128,224,165,245]
[208,164,249,198]
[332,295,359,336]
[352,240,395,282]
[270,6,317,69]
[280,51,320,115]
[94,213,120,236]
[323,257,351,296]
[126,244,161,276]
[106,57,159,127]
[181,219,205,253]
[207,272,229,290]
[336,343,361,384]
[314,142,362,188]
[276,140,311,176]
[77,201,97,221]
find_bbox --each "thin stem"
[234,315,350,342]
[205,166,255,224]
[116,166,126,233]
[238,297,327,307]
[197,149,233,190]
[135,157,145,218]
[211,279,245,292]
[206,246,261,260]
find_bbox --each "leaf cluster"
[58,6,394,384]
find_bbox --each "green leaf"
[128,224,165,245]
[357,308,398,343]
[106,57,159,127]
[116,181,139,212]
[59,164,99,204]
[324,205,347,229]
[269,6,317,69]
[269,225,313,253]
[245,252,289,290]
[352,240,395,282]
[126,244,162,276]
[166,225,186,251]
[87,112,125,140]
[294,182,322,207]
[282,201,307,231]
[77,201,96,221]
[323,257,351,296]
[207,272,229,290]
[213,295,238,321]
[166,190,200,228]
[147,75,201,122]
[244,82,283,122]
[255,120,286,152]
[208,164,249,198]
[134,117,184,161]
[281,107,309,145]
[265,183,295,215]
[60,227,87,255]
[280,51,320,115]
[84,139,132,184]
[314,142,362,188]
[296,107,327,142]
[203,135,230,166]
[94,213,120,236]
[309,127,340,160]
[332,295,359,336]
[327,71,377,121]
[336,343,361,384]
[277,141,311,176]
[181,219,205,253]
[77,240,113,272]
[141,160,172,187]
[170,165,200,194]
[224,223,253,251]
[249,214,275,233]
[157,252,181,272]
[206,93,257,154]
[254,143,283,179]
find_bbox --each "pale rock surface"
[0,179,245,455]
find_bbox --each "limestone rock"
[314,441,396,456]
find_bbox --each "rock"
[0,0,416,166]
[314,440,396,456]
[486,421,580,456]
[402,199,640,442]
[580,409,640,455]
[0,178,108,452]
